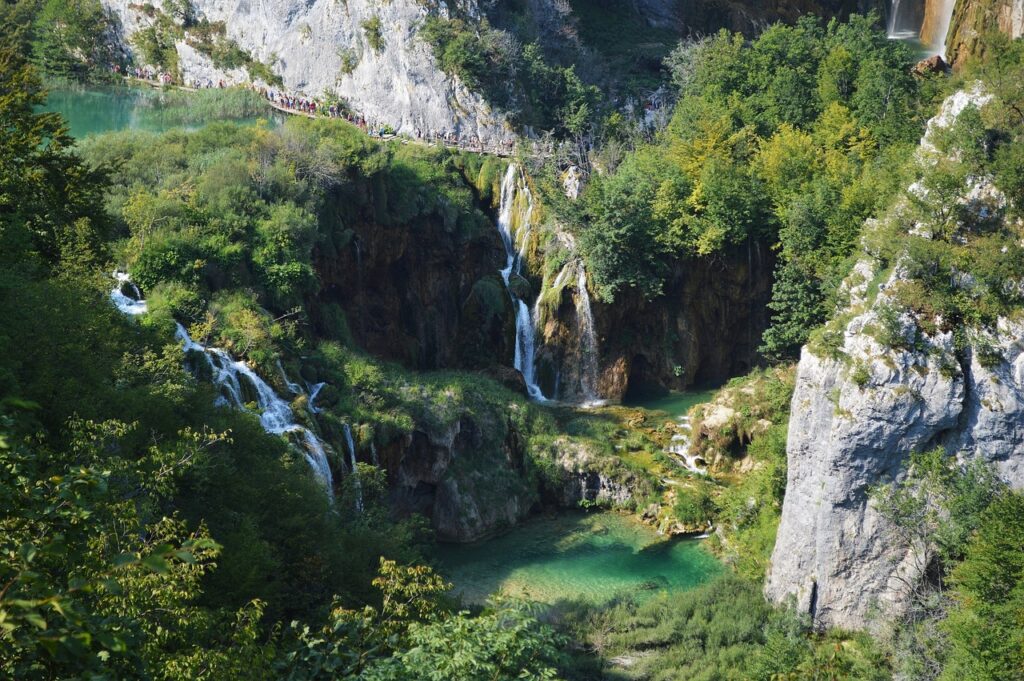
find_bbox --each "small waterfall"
[278,360,302,395]
[307,382,326,414]
[174,322,335,490]
[109,273,335,493]
[110,271,148,316]
[496,164,546,401]
[887,0,916,38]
[667,414,707,475]
[343,424,363,512]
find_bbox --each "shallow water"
[41,84,273,138]
[435,512,722,605]
[624,389,716,419]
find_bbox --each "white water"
[929,0,956,59]
[307,382,326,414]
[108,273,335,492]
[496,164,546,401]
[574,264,603,407]
[667,415,707,475]
[887,0,915,38]
[174,322,335,490]
[888,0,956,59]
[110,271,148,316]
[343,423,363,512]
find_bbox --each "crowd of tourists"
[260,87,517,154]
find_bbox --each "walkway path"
[122,72,523,158]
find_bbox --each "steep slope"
[947,0,1024,65]
[765,88,1024,630]
[102,0,510,141]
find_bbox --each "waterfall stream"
[109,273,335,493]
[888,0,956,58]
[343,424,363,512]
[496,164,547,401]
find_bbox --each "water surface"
[624,389,716,419]
[41,84,274,138]
[435,512,722,605]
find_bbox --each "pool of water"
[40,84,275,138]
[624,389,716,419]
[435,512,722,605]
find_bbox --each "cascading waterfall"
[667,414,708,476]
[574,264,603,406]
[307,382,326,414]
[108,273,335,493]
[174,323,335,490]
[111,271,148,316]
[343,423,363,512]
[496,164,546,401]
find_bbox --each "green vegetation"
[567,15,936,365]
[419,15,600,137]
[362,16,384,52]
[870,449,1024,681]
[0,35,565,678]
[561,576,887,680]
[849,34,1024,353]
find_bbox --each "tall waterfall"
[496,164,546,401]
[922,0,956,58]
[539,258,604,406]
[575,264,602,405]
[887,0,917,39]
[889,0,957,59]
[109,273,335,493]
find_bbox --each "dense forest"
[3,0,1024,679]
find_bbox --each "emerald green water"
[624,389,716,418]
[435,512,722,605]
[40,85,273,138]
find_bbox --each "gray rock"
[103,0,511,142]
[766,88,1024,631]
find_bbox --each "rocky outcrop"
[765,89,1024,630]
[593,244,774,402]
[382,413,538,543]
[947,0,1024,67]
[102,0,510,141]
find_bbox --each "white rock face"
[103,0,511,141]
[766,89,1024,631]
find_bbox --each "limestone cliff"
[102,0,510,141]
[766,89,1024,630]
[947,0,1024,66]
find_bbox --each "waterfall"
[108,273,335,493]
[111,271,148,316]
[887,0,916,38]
[496,164,546,401]
[575,264,603,407]
[923,0,956,58]
[307,382,326,414]
[174,322,335,490]
[278,359,302,395]
[343,423,363,512]
[667,414,707,475]
[889,0,956,59]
